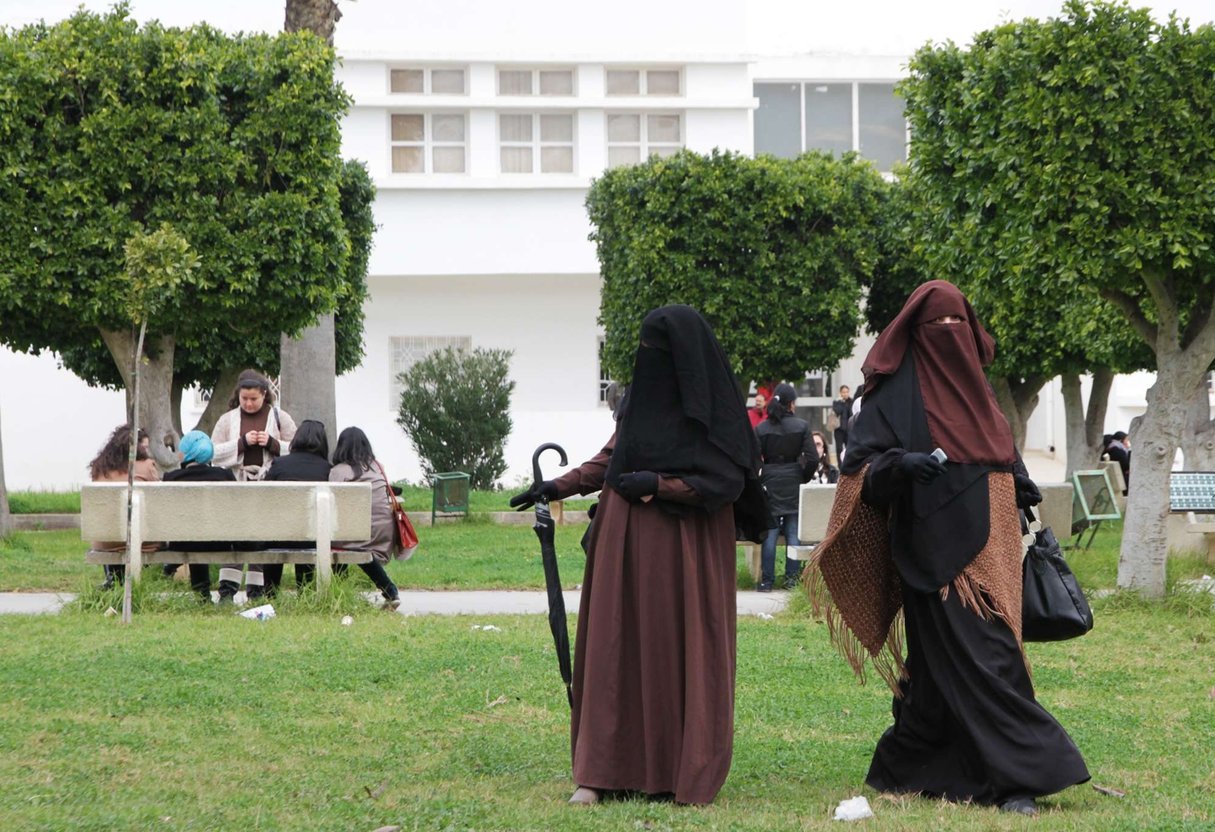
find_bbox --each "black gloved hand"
[615,471,660,502]
[899,452,947,484]
[1014,474,1042,509]
[509,480,558,511]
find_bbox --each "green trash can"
[432,472,471,524]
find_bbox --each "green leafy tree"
[0,6,352,468]
[900,0,1215,596]
[396,348,516,490]
[588,149,888,386]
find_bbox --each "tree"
[900,0,1215,596]
[588,150,888,386]
[396,347,515,490]
[278,0,345,442]
[0,7,353,468]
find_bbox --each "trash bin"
[432,471,471,524]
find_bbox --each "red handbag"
[376,462,418,560]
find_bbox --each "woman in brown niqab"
[805,281,1089,816]
[512,304,760,806]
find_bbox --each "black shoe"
[782,575,802,590]
[999,797,1038,816]
[757,582,774,593]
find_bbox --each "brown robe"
[553,435,737,805]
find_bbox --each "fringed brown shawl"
[805,467,1025,695]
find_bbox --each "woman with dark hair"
[805,280,1088,816]
[510,304,762,806]
[211,369,297,482]
[328,427,403,610]
[755,383,817,591]
[262,419,333,595]
[89,424,161,589]
[808,431,839,484]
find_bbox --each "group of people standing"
[515,291,1088,816]
[87,369,404,608]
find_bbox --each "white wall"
[370,189,599,277]
[0,349,128,490]
[334,273,614,486]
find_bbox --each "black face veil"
[605,305,759,512]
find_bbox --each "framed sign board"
[1073,469,1121,522]
[1169,471,1215,514]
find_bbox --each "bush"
[396,347,515,490]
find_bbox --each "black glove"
[898,452,947,484]
[1014,474,1042,509]
[615,471,660,502]
[509,480,558,511]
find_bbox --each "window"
[606,113,682,167]
[390,113,466,173]
[752,81,907,170]
[389,336,471,405]
[606,68,682,96]
[390,67,466,95]
[754,83,802,158]
[497,68,575,96]
[499,113,574,173]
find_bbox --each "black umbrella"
[525,442,573,707]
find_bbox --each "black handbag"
[1021,506,1094,642]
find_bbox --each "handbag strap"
[373,461,402,512]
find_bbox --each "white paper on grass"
[833,795,874,821]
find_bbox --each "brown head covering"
[861,280,1014,465]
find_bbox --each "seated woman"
[328,427,403,611]
[88,424,161,589]
[262,419,332,595]
[160,431,237,602]
[808,431,840,484]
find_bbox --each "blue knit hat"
[179,431,214,465]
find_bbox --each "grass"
[0,599,1211,831]
[4,517,1212,599]
[5,490,80,514]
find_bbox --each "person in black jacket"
[160,430,238,601]
[831,385,853,461]
[755,383,818,591]
[261,419,333,595]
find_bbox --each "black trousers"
[262,559,398,600]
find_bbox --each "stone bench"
[82,481,374,587]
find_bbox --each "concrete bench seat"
[81,481,374,587]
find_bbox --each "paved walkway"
[0,589,793,617]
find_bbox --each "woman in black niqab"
[513,303,758,806]
[606,304,760,512]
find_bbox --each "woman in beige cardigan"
[210,369,297,481]
[209,369,298,599]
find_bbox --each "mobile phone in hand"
[930,447,948,465]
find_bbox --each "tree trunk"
[0,407,11,539]
[170,376,184,436]
[1061,369,1115,480]
[1179,374,1215,471]
[100,329,181,472]
[280,2,341,445]
[284,0,341,44]
[192,365,244,435]
[991,374,1047,452]
[280,316,338,448]
[1118,353,1210,597]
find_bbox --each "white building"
[0,0,1185,490]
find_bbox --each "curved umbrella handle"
[532,442,568,488]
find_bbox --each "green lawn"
[0,599,1211,831]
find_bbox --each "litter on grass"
[833,795,874,821]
